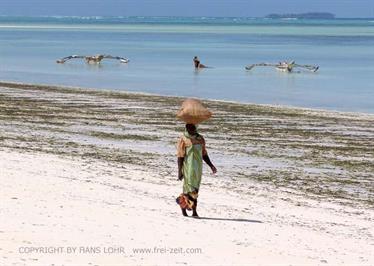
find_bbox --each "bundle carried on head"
[176,98,212,125]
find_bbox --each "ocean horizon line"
[0,15,373,20]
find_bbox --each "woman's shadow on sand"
[190,217,263,223]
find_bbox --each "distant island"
[265,12,335,19]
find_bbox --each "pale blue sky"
[0,0,373,18]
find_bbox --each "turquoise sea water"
[0,16,373,112]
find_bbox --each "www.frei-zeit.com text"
[18,246,203,255]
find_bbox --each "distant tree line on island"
[265,12,335,19]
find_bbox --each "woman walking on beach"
[176,124,217,217]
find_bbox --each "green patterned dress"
[177,131,207,195]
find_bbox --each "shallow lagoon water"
[0,16,373,113]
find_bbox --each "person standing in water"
[193,56,208,69]
[176,124,217,217]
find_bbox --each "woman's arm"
[178,157,184,180]
[176,136,186,180]
[203,155,217,174]
[202,137,216,173]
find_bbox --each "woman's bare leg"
[192,199,199,217]
[181,208,188,216]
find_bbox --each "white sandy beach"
[1,82,374,266]
[1,148,373,266]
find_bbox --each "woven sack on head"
[176,98,212,124]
